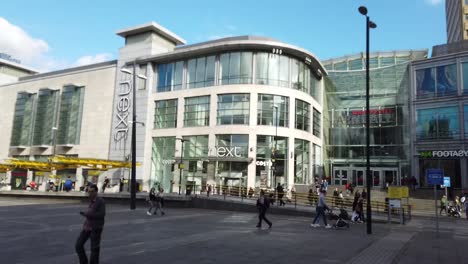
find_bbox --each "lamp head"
[121,68,132,75]
[369,21,377,29]
[358,6,368,16]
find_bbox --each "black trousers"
[76,229,103,264]
[257,208,272,227]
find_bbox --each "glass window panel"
[186,59,197,89]
[279,55,289,87]
[256,52,269,85]
[173,61,184,90]
[313,108,321,138]
[155,99,178,129]
[295,99,310,132]
[195,57,206,88]
[416,68,435,98]
[184,96,210,127]
[268,54,279,86]
[416,106,460,140]
[240,52,253,84]
[436,64,457,96]
[229,52,241,84]
[217,94,250,125]
[205,56,215,87]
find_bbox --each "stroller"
[329,209,350,229]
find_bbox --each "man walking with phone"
[76,184,106,264]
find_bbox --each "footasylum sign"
[420,150,468,158]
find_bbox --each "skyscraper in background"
[446,0,468,43]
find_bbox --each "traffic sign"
[442,176,451,188]
[426,169,443,185]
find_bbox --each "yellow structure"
[388,186,409,199]
[0,155,139,173]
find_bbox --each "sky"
[0,0,446,72]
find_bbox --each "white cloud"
[0,17,113,73]
[73,53,113,67]
[425,0,443,6]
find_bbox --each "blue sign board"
[443,177,451,188]
[426,169,444,185]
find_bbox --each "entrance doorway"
[333,166,399,188]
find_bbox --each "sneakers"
[268,223,272,229]
[256,224,261,228]
[310,223,320,228]
[161,212,165,216]
[325,224,332,229]
[146,211,152,216]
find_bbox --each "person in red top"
[75,184,106,264]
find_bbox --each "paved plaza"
[0,197,466,264]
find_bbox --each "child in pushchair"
[328,208,350,229]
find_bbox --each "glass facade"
[416,106,460,140]
[157,61,184,92]
[57,85,84,145]
[294,139,310,184]
[295,99,310,131]
[219,52,253,85]
[150,137,176,192]
[324,51,421,187]
[255,135,288,188]
[217,94,250,125]
[257,94,288,127]
[416,64,458,98]
[184,96,210,127]
[313,108,321,138]
[32,89,59,146]
[154,99,178,129]
[156,51,320,95]
[186,56,215,88]
[10,92,35,146]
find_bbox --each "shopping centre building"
[2,20,468,193]
[0,22,326,193]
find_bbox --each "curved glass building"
[107,24,328,194]
[322,50,427,189]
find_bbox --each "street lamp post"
[359,5,377,235]
[273,105,279,199]
[121,60,147,210]
[176,138,186,195]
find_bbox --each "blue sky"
[0,0,445,72]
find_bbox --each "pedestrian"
[411,176,417,191]
[332,187,339,208]
[119,177,124,192]
[248,187,254,198]
[339,191,344,208]
[64,176,73,192]
[207,184,212,197]
[440,195,447,216]
[277,183,285,206]
[147,187,157,215]
[308,188,315,205]
[102,177,109,193]
[352,190,361,212]
[310,190,332,228]
[256,190,272,229]
[75,184,105,264]
[361,188,367,201]
[357,197,364,222]
[464,199,468,220]
[154,187,165,215]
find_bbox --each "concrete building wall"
[0,62,117,160]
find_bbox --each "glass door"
[333,168,348,185]
[352,169,365,187]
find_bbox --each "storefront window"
[295,99,310,131]
[151,137,176,192]
[416,106,460,140]
[416,68,435,98]
[313,144,322,179]
[462,62,468,94]
[294,139,310,184]
[217,94,250,125]
[216,134,249,158]
[184,96,210,127]
[154,99,178,129]
[257,94,288,127]
[256,135,288,188]
[183,135,209,158]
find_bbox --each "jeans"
[76,229,103,264]
[313,206,327,225]
[257,208,272,227]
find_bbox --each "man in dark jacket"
[76,184,106,264]
[256,190,272,228]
